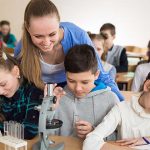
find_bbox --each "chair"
[5,47,14,53]
[125,46,147,60]
[4,47,14,56]
[125,46,147,53]
[125,46,148,72]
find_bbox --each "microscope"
[32,84,64,150]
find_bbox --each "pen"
[142,137,150,144]
[132,137,150,147]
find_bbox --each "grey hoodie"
[54,85,119,138]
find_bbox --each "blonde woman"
[17,0,123,100]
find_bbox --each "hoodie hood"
[64,81,111,101]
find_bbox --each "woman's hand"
[53,85,66,100]
[116,137,146,146]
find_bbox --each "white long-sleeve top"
[83,95,150,150]
[131,63,150,92]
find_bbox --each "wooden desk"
[0,92,141,150]
[0,136,83,150]
[121,90,140,101]
[127,51,146,60]
[128,64,137,72]
[116,72,134,91]
[0,135,139,150]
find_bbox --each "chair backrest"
[125,46,147,53]
[5,47,14,54]
[125,46,148,72]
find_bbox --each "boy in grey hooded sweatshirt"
[54,44,119,139]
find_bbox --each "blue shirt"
[14,40,22,57]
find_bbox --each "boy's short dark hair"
[141,72,150,91]
[0,20,10,27]
[100,23,116,36]
[146,72,150,80]
[64,44,98,74]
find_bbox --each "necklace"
[38,49,58,64]
[39,50,44,61]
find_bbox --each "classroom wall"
[0,0,149,47]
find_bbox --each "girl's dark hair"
[140,72,150,91]
[146,72,150,80]
[148,40,150,49]
[64,44,98,74]
[0,48,23,83]
[147,40,150,62]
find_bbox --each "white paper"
[131,144,150,150]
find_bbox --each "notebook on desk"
[131,144,150,150]
[123,72,134,78]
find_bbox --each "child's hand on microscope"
[53,84,66,99]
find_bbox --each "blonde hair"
[20,0,60,89]
[88,33,107,61]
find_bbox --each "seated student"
[100,23,128,73]
[0,20,17,49]
[89,33,116,80]
[131,64,150,92]
[131,41,150,92]
[0,50,43,139]
[83,74,150,150]
[54,44,119,139]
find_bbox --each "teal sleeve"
[6,34,17,49]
